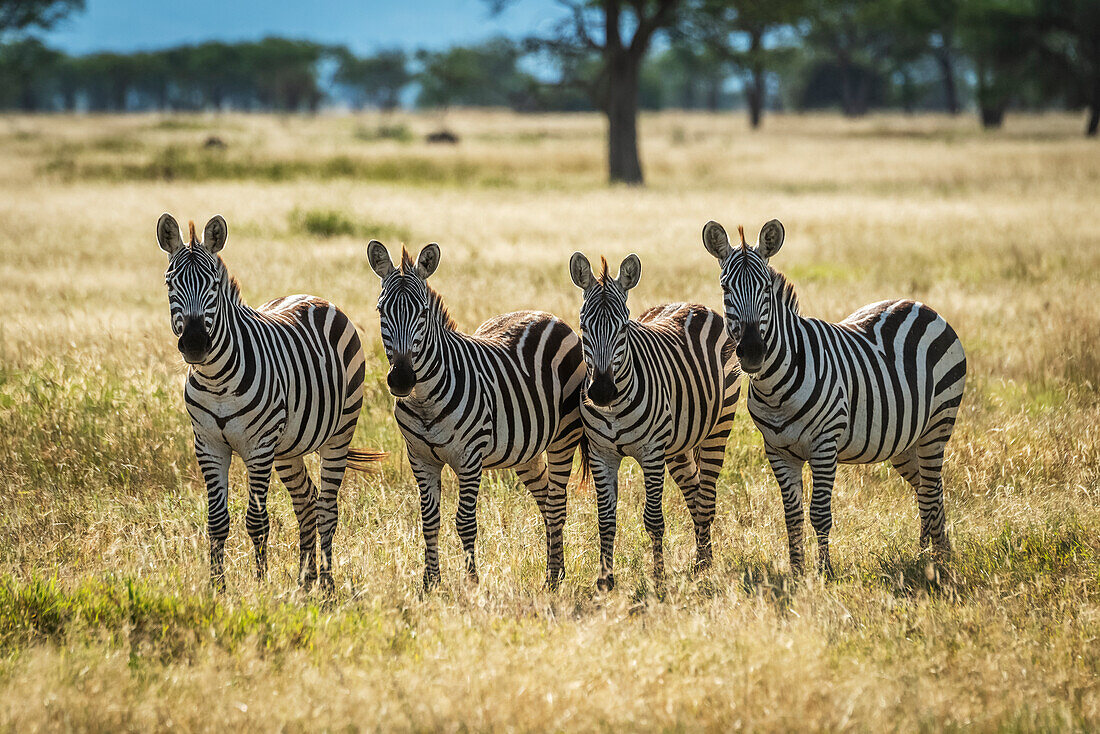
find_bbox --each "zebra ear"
[702,220,732,260]
[569,252,594,290]
[617,254,641,291]
[416,243,441,279]
[157,213,184,256]
[367,240,395,279]
[203,215,227,254]
[756,219,785,260]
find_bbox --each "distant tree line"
[1,0,1096,181]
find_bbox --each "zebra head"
[157,212,228,365]
[569,252,641,407]
[702,219,785,374]
[367,240,441,398]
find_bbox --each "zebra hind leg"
[275,456,319,590]
[316,437,353,593]
[891,440,951,558]
[666,450,711,573]
[517,451,569,589]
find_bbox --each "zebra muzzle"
[387,357,416,397]
[587,370,617,407]
[736,322,765,373]
[178,318,211,364]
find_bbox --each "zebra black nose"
[178,317,210,364]
[387,358,416,397]
[736,323,765,373]
[587,370,617,407]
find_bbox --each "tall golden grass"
[0,110,1097,731]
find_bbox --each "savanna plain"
[0,110,1098,731]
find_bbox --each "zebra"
[366,241,586,589]
[569,253,739,591]
[157,213,385,591]
[702,219,967,575]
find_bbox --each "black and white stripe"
[158,213,383,591]
[569,253,739,591]
[367,241,586,589]
[703,219,967,575]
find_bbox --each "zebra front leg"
[765,449,806,576]
[276,456,318,590]
[808,440,839,578]
[244,453,275,582]
[455,462,484,584]
[409,453,444,589]
[590,453,622,592]
[316,440,353,593]
[196,436,232,591]
[639,454,668,589]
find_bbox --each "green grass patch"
[354,123,414,143]
[42,145,512,188]
[288,208,412,243]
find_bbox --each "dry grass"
[0,109,1098,732]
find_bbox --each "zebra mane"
[214,252,244,305]
[769,265,800,315]
[597,255,610,285]
[398,246,457,331]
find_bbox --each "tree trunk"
[935,47,959,115]
[1088,76,1099,136]
[745,29,765,129]
[606,55,643,185]
[980,105,1004,129]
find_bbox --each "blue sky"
[42,0,569,55]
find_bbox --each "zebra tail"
[345,448,389,472]
[577,433,592,486]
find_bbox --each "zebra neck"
[188,291,252,387]
[404,322,461,402]
[745,298,804,397]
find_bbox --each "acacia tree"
[693,0,805,128]
[494,0,685,184]
[1034,0,1100,136]
[0,0,83,36]
[335,48,410,111]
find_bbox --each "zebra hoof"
[423,570,441,591]
[318,574,335,595]
[596,574,615,592]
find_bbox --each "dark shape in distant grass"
[426,130,459,144]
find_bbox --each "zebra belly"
[187,392,287,462]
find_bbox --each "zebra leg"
[640,455,668,588]
[275,456,318,590]
[808,441,839,578]
[243,453,275,582]
[765,449,806,575]
[409,454,444,589]
[455,462,484,584]
[316,439,353,593]
[516,452,567,589]
[916,438,952,557]
[590,452,622,591]
[196,435,232,591]
[666,451,711,572]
